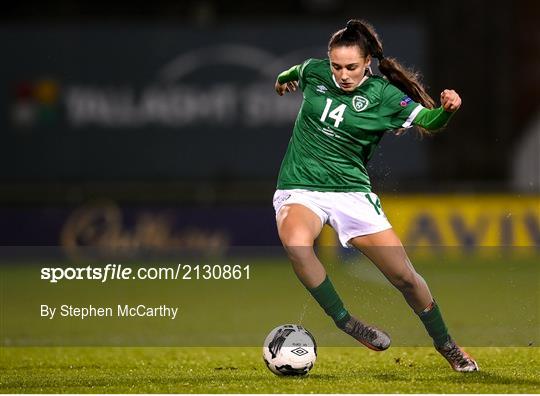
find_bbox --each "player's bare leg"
[277,204,390,351]
[276,204,325,288]
[349,229,478,371]
[349,229,432,312]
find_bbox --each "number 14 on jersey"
[320,98,347,128]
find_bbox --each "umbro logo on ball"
[291,347,309,356]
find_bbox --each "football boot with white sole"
[435,337,479,372]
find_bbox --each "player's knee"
[277,219,316,249]
[279,230,314,247]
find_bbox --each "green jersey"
[277,58,425,192]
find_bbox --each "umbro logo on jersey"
[352,95,369,112]
[316,85,328,94]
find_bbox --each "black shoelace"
[445,343,469,367]
[349,321,377,342]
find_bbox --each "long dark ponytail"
[329,19,436,111]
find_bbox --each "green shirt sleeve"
[277,65,301,84]
[413,107,455,131]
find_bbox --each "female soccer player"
[273,19,478,372]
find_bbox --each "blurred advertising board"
[386,195,539,247]
[1,195,538,251]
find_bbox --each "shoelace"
[350,321,377,342]
[445,343,470,367]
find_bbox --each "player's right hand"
[440,89,461,112]
[275,80,298,96]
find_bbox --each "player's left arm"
[413,89,461,131]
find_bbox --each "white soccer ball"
[262,324,317,376]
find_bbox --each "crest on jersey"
[352,95,369,112]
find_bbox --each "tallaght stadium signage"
[63,44,308,128]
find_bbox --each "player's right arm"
[275,65,300,96]
[413,90,462,131]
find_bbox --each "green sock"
[418,301,450,347]
[308,276,350,327]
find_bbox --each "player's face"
[329,45,371,92]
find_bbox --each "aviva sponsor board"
[320,195,539,248]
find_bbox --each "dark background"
[2,0,539,204]
[0,0,538,246]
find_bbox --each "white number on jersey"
[320,98,346,128]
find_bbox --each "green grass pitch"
[1,249,538,393]
[1,346,539,393]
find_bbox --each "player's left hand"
[440,89,461,112]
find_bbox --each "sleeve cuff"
[401,104,425,128]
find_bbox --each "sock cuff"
[418,300,437,317]
[307,275,330,296]
[335,312,351,328]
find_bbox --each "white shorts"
[273,189,392,248]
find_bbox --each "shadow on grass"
[439,371,540,387]
[373,371,540,387]
[371,373,404,382]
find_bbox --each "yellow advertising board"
[320,194,539,248]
